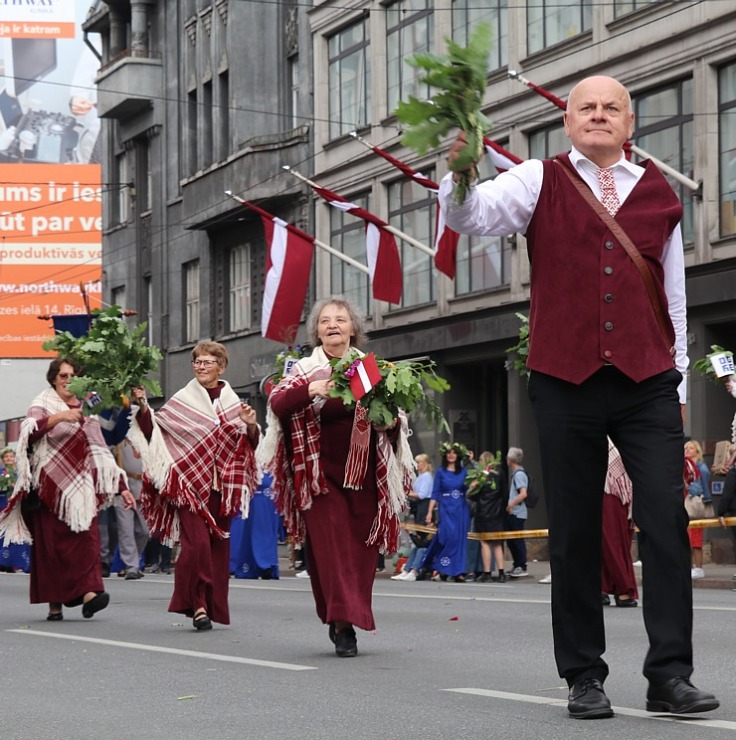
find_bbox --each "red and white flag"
[483,137,523,173]
[349,353,383,401]
[240,201,314,344]
[362,142,461,279]
[310,183,403,304]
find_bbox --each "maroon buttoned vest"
[524,152,683,385]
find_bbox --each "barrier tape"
[401,516,736,542]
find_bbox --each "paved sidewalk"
[370,557,736,590]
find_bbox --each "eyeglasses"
[192,360,218,368]
[57,373,75,380]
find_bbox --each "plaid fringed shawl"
[605,439,632,507]
[127,379,258,546]
[0,388,125,545]
[256,346,414,553]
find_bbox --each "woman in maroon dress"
[0,358,135,620]
[129,342,259,631]
[259,297,412,657]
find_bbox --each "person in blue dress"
[230,472,280,580]
[0,447,30,573]
[424,442,470,583]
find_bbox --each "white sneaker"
[509,567,529,578]
[296,570,310,579]
[691,567,705,580]
[390,571,407,580]
[404,571,417,582]
[539,573,552,584]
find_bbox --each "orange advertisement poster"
[0,1,102,358]
[0,164,102,357]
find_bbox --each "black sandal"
[193,610,213,631]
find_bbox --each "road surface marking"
[7,629,316,671]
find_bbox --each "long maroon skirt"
[28,504,104,605]
[168,491,231,624]
[601,493,638,599]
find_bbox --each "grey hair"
[306,295,367,349]
[507,447,524,464]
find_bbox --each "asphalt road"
[2,571,735,740]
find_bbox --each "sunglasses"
[57,373,75,380]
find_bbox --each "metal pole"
[224,191,370,275]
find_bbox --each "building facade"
[85,1,736,532]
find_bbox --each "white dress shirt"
[439,146,688,403]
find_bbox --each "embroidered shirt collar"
[569,146,642,178]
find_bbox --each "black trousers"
[528,366,692,685]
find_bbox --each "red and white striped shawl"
[0,388,125,544]
[128,378,258,545]
[605,439,632,507]
[257,346,413,553]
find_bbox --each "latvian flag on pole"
[349,353,383,402]
[483,137,524,174]
[309,184,403,304]
[254,207,314,343]
[360,143,460,280]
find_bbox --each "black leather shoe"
[614,595,637,608]
[334,626,358,657]
[82,591,110,619]
[567,678,614,719]
[193,612,213,631]
[646,677,719,714]
[601,594,611,606]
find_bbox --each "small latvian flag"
[349,353,383,401]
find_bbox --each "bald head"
[564,76,635,168]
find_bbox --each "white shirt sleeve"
[438,159,544,237]
[661,224,689,404]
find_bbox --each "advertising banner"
[0,1,102,358]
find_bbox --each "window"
[111,285,126,311]
[454,142,514,295]
[136,137,152,213]
[528,0,592,55]
[632,79,694,243]
[452,0,508,72]
[218,71,230,161]
[614,0,659,17]
[229,244,251,332]
[143,276,153,345]
[719,62,736,237]
[386,0,433,115]
[202,79,213,168]
[329,193,371,315]
[289,57,300,129]
[528,123,569,160]
[328,18,371,139]
[113,149,129,224]
[387,177,434,308]
[184,260,200,343]
[187,90,198,175]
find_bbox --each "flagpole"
[282,166,436,258]
[224,191,370,275]
[507,70,701,192]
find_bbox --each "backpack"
[514,470,539,509]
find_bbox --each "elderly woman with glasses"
[0,357,136,621]
[258,296,413,657]
[129,342,259,631]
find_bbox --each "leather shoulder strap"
[552,158,673,349]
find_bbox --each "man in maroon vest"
[439,76,719,719]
